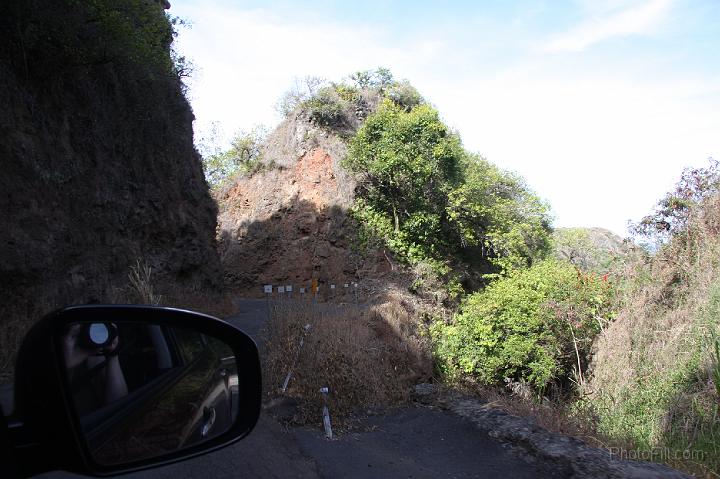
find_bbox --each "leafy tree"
[447,155,551,273]
[349,67,393,90]
[432,259,616,392]
[345,100,465,265]
[631,158,720,244]
[199,125,268,188]
[345,99,551,277]
[386,80,424,111]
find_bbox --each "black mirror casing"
[12,305,261,477]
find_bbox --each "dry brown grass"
[263,298,432,427]
[590,198,720,409]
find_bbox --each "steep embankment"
[216,112,397,295]
[0,1,222,377]
[589,193,720,475]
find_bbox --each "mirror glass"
[59,321,239,465]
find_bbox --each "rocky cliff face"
[216,112,397,295]
[0,0,222,376]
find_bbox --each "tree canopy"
[344,98,551,278]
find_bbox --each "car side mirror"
[10,305,261,477]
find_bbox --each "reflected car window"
[61,322,240,466]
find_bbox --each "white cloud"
[171,1,720,237]
[430,71,719,236]
[545,0,674,53]
[173,5,433,145]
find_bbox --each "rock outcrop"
[217,113,365,292]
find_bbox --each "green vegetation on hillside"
[278,69,422,131]
[552,227,630,273]
[209,68,719,474]
[197,66,720,475]
[198,124,268,189]
[344,92,551,282]
[433,259,616,392]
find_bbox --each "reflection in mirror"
[60,321,239,466]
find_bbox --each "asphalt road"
[36,299,561,479]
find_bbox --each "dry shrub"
[117,258,233,317]
[591,199,720,403]
[128,259,162,305]
[264,299,431,427]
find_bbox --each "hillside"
[0,0,223,379]
[211,75,704,476]
[214,75,552,301]
[589,175,720,475]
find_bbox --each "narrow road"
[37,299,560,478]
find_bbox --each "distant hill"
[552,227,632,272]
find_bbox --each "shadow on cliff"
[217,195,407,300]
[217,194,439,423]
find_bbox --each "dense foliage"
[448,156,552,273]
[199,125,268,189]
[433,259,616,392]
[346,101,464,263]
[344,98,551,277]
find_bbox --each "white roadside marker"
[320,387,333,439]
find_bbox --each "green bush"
[200,126,268,188]
[333,83,360,103]
[433,259,616,392]
[302,87,349,127]
[447,155,551,273]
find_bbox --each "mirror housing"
[12,305,261,477]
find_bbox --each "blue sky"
[171,0,720,236]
